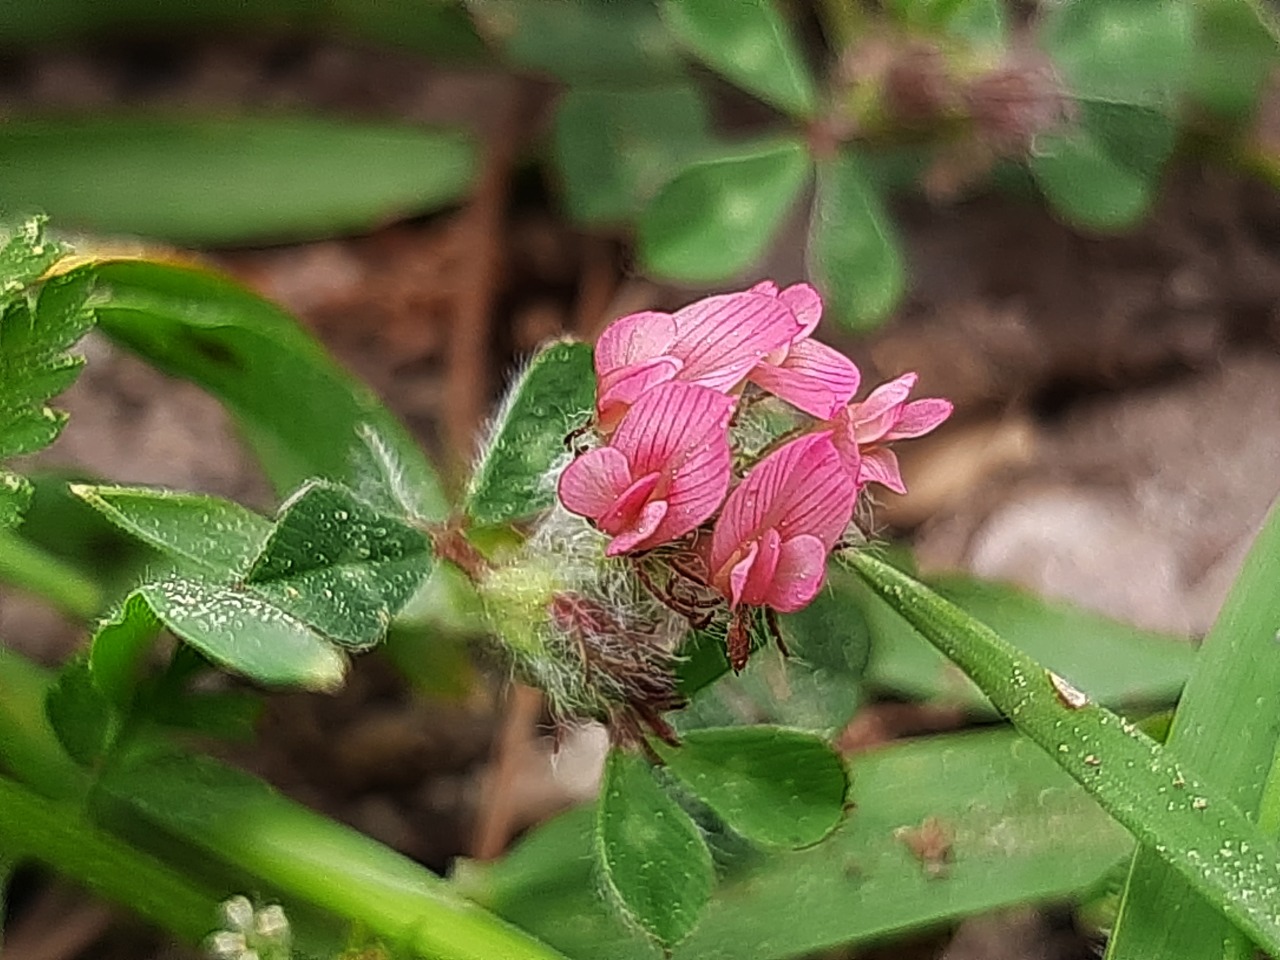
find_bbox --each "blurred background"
[1,1,1280,958]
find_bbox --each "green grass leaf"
[0,116,477,245]
[88,259,445,515]
[465,340,595,526]
[458,727,1130,960]
[1189,0,1280,122]
[654,727,848,848]
[639,137,811,282]
[807,150,906,331]
[0,219,94,528]
[847,549,1280,956]
[597,749,716,947]
[1106,500,1280,958]
[553,85,712,225]
[661,0,817,117]
[71,484,271,576]
[246,480,434,649]
[852,569,1193,714]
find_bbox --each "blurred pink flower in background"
[558,382,735,556]
[708,433,858,612]
[825,372,954,493]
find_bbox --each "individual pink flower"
[559,382,735,556]
[594,287,806,430]
[825,372,953,494]
[708,433,858,613]
[744,281,862,420]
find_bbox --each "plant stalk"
[0,528,102,620]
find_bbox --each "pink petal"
[558,447,632,520]
[777,283,823,337]
[748,280,780,296]
[606,499,669,556]
[859,446,906,494]
[748,339,861,419]
[612,382,734,478]
[849,372,918,442]
[729,528,782,607]
[710,433,857,576]
[655,427,732,544]
[596,355,681,429]
[766,533,828,612]
[599,471,662,535]
[883,398,953,440]
[824,414,863,481]
[671,292,803,390]
[595,310,677,376]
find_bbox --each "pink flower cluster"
[558,282,951,646]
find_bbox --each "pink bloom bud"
[745,281,862,420]
[709,433,858,612]
[826,372,954,494]
[594,288,806,430]
[559,382,735,557]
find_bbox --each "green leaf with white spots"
[137,575,348,691]
[654,727,848,848]
[639,137,812,282]
[0,218,95,528]
[466,340,595,526]
[246,481,433,649]
[72,484,271,576]
[597,750,715,947]
[661,0,817,117]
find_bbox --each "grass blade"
[847,547,1280,956]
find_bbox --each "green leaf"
[1189,0,1280,122]
[0,116,477,245]
[136,575,348,690]
[459,727,1131,960]
[468,0,682,82]
[246,481,434,649]
[89,592,162,711]
[1030,100,1177,231]
[1040,0,1193,108]
[553,84,713,225]
[639,137,811,282]
[465,340,595,526]
[808,149,906,331]
[71,484,271,576]
[855,570,1194,715]
[44,659,113,767]
[1107,500,1280,958]
[676,586,870,734]
[847,549,1280,957]
[0,219,94,528]
[88,259,445,514]
[597,750,715,946]
[883,0,1006,47]
[654,727,848,848]
[661,0,817,117]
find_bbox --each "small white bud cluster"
[205,896,292,960]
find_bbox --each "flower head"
[826,372,953,493]
[558,382,734,556]
[744,281,862,419]
[709,433,858,613]
[594,288,806,429]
